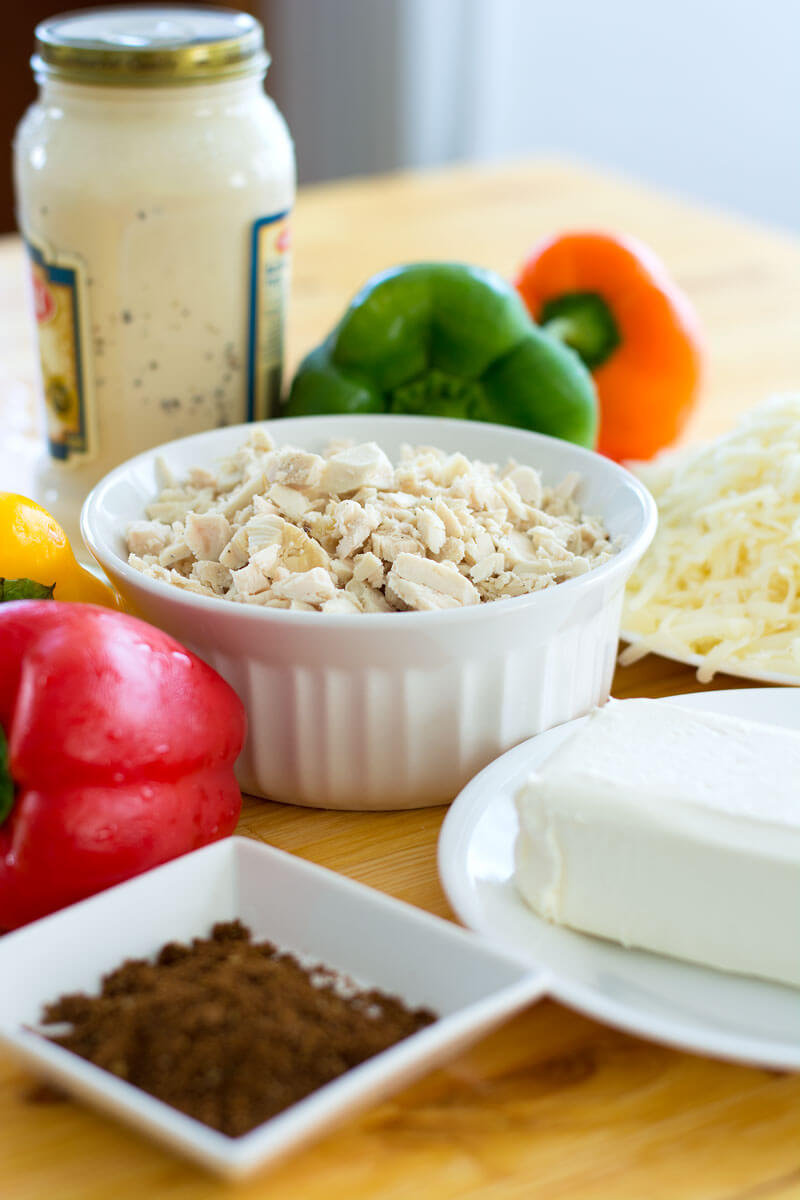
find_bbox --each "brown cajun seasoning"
[41,921,436,1137]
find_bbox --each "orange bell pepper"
[515,232,703,462]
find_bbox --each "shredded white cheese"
[621,395,800,681]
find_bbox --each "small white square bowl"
[0,837,545,1179]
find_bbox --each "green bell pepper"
[282,263,598,447]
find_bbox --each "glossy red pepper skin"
[0,602,246,929]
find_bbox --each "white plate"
[0,837,544,1178]
[620,630,800,687]
[438,688,800,1071]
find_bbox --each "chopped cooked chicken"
[387,553,481,609]
[266,482,311,521]
[321,442,394,494]
[272,567,336,605]
[191,560,232,593]
[352,551,384,588]
[127,520,171,557]
[184,511,231,562]
[332,499,381,559]
[265,447,324,489]
[127,434,617,611]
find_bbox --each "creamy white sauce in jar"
[13,7,295,545]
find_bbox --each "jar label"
[247,211,291,421]
[25,238,95,462]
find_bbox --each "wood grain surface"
[1,159,800,1199]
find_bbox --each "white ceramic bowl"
[81,415,657,810]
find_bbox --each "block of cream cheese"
[514,699,800,988]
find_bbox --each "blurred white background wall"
[262,0,799,231]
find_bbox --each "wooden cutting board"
[2,160,800,1200]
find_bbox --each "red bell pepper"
[0,602,246,929]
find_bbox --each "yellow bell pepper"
[0,493,120,608]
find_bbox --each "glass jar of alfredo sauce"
[14,7,295,544]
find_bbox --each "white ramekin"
[81,415,656,810]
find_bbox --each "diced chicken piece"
[167,571,217,596]
[219,473,265,520]
[478,572,529,601]
[576,519,608,553]
[184,511,231,562]
[470,551,506,582]
[371,531,423,563]
[154,455,178,489]
[495,477,528,521]
[499,529,538,565]
[469,480,501,511]
[513,555,563,577]
[416,508,447,554]
[128,554,171,582]
[126,520,172,557]
[380,491,418,509]
[333,499,381,559]
[244,512,285,554]
[191,560,232,593]
[382,581,411,611]
[272,567,337,606]
[505,464,543,507]
[438,536,465,563]
[329,558,355,586]
[232,503,255,527]
[321,443,395,494]
[281,522,330,572]
[231,560,271,597]
[250,544,283,577]
[352,485,378,506]
[433,496,463,538]
[265,446,325,488]
[159,538,192,567]
[146,495,206,524]
[248,428,274,452]
[438,452,472,486]
[530,528,573,561]
[321,592,362,614]
[302,510,338,551]
[219,527,251,570]
[231,444,261,473]
[268,482,312,521]
[352,551,384,588]
[322,437,354,457]
[186,465,218,489]
[386,576,461,612]
[345,578,393,612]
[555,471,582,502]
[388,553,480,607]
[557,555,592,578]
[252,493,279,515]
[462,530,496,565]
[242,511,327,571]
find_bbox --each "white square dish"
[0,837,544,1178]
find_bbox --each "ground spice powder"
[42,921,436,1137]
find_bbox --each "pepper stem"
[390,369,482,420]
[0,578,56,603]
[540,291,620,370]
[0,727,14,826]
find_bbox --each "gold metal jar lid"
[33,6,269,87]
